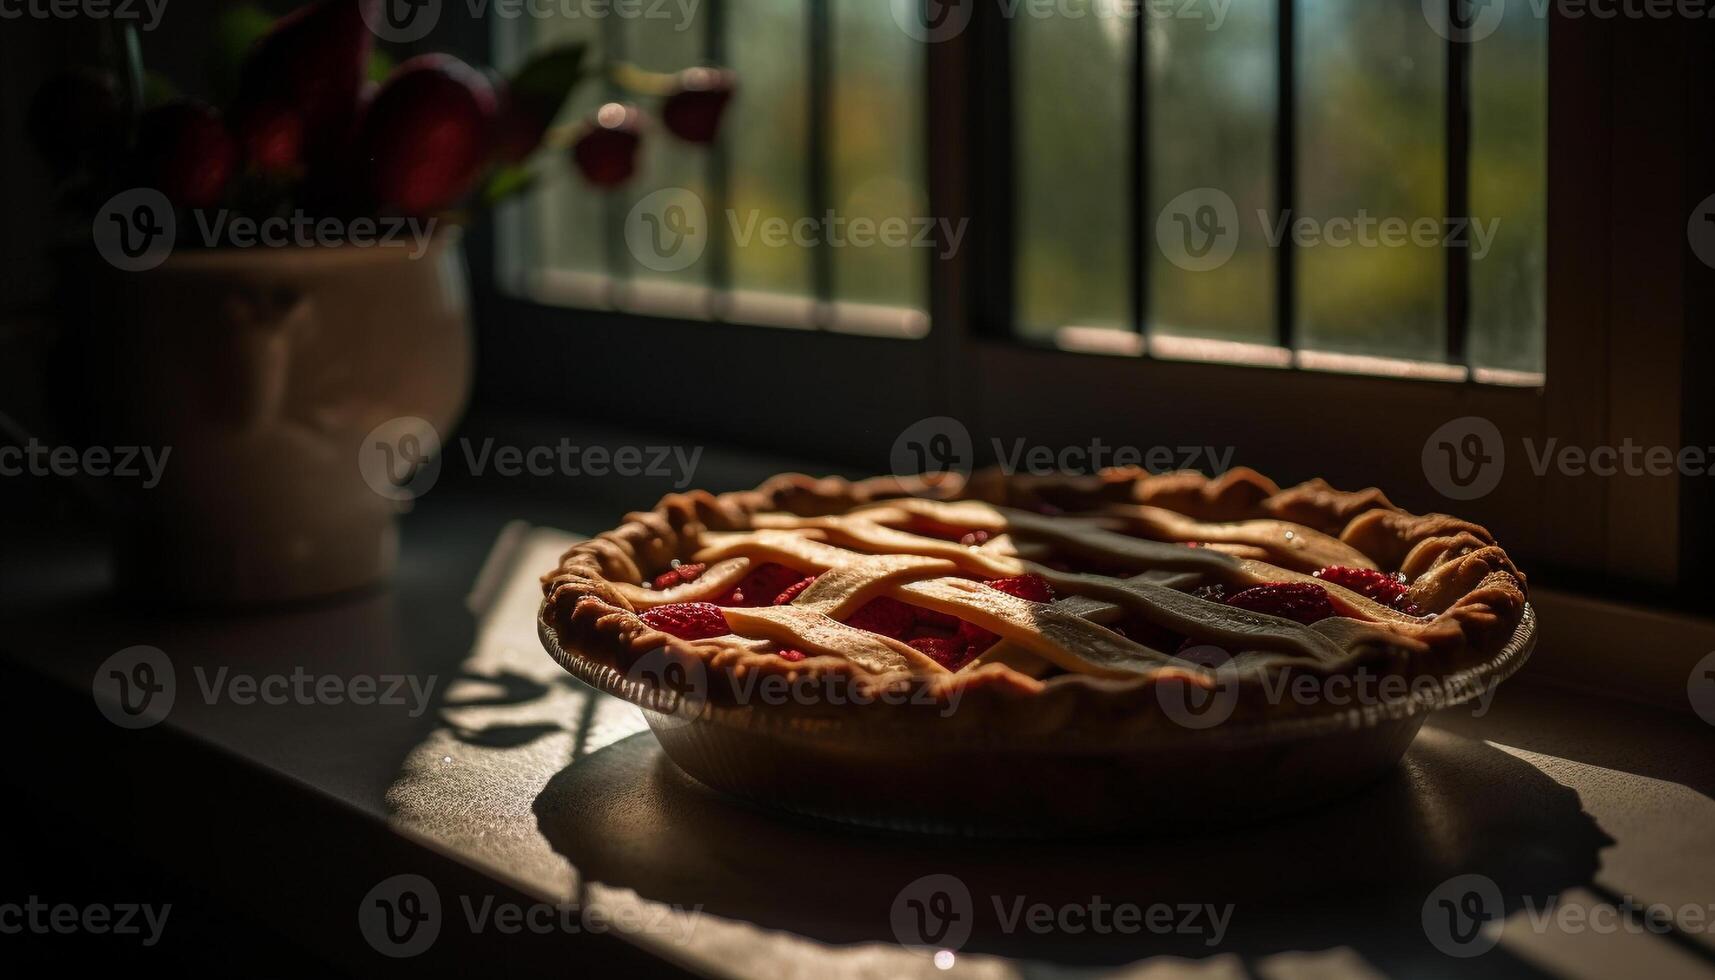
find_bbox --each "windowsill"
[1045,326,1547,387]
[1516,587,1715,712]
[1,410,1710,976]
[521,272,929,339]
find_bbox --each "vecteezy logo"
[1153,646,1240,730]
[1421,416,1505,501]
[361,0,440,43]
[1422,873,1503,957]
[890,416,975,487]
[890,874,974,952]
[92,645,176,729]
[1423,0,1505,44]
[93,189,176,272]
[890,0,973,43]
[1687,194,1715,270]
[359,874,442,958]
[624,646,710,731]
[1156,188,1240,273]
[1689,652,1715,726]
[358,416,443,502]
[626,187,709,273]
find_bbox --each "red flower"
[362,54,499,215]
[571,103,643,189]
[133,102,237,209]
[660,67,736,145]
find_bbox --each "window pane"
[1469,6,1546,377]
[524,16,606,285]
[1148,1,1276,346]
[727,0,811,299]
[1298,0,1445,361]
[1016,12,1128,342]
[622,10,712,292]
[830,0,927,314]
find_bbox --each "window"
[484,4,1706,591]
[507,0,1544,381]
[506,0,928,336]
[1012,0,1545,380]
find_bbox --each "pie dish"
[538,467,1534,835]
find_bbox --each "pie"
[538,467,1529,736]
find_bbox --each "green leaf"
[207,3,275,103]
[509,43,588,109]
[368,48,395,84]
[483,164,538,205]
[119,23,145,113]
[141,70,179,109]
[496,44,589,161]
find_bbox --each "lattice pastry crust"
[539,468,1527,734]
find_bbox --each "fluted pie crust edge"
[538,468,1527,737]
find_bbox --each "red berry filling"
[845,597,916,639]
[987,574,1056,603]
[717,563,810,607]
[772,575,817,605]
[1314,565,1422,616]
[914,607,960,631]
[776,649,808,662]
[950,575,1059,658]
[1223,582,1337,625]
[639,602,731,640]
[955,619,997,656]
[908,636,973,671]
[651,562,707,590]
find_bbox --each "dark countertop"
[2,415,1713,978]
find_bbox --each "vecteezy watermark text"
[624,188,970,273]
[891,874,1234,953]
[190,210,438,258]
[0,898,171,946]
[93,188,439,272]
[1154,652,1504,731]
[364,0,702,45]
[890,0,1233,43]
[0,0,168,29]
[93,646,438,730]
[993,437,1233,477]
[358,419,705,503]
[1425,0,1715,45]
[0,439,170,489]
[1422,416,1715,501]
[1156,188,1500,273]
[622,646,965,736]
[1689,651,1715,726]
[470,0,700,22]
[727,210,970,260]
[1424,872,1715,958]
[460,438,703,487]
[890,416,1235,481]
[358,874,700,958]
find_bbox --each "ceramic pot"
[83,234,472,604]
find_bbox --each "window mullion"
[705,0,732,317]
[601,13,628,305]
[1130,5,1148,342]
[807,0,834,322]
[1446,12,1473,367]
[1275,0,1297,352]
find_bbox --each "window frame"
[465,3,1715,604]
